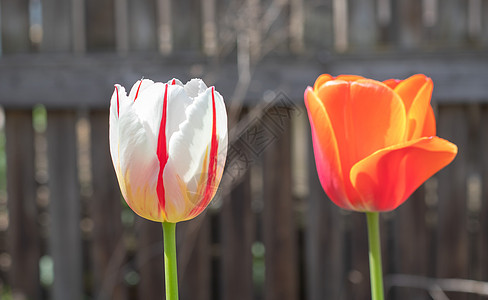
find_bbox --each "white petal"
[163,86,228,220]
[109,84,131,169]
[128,78,155,101]
[166,87,215,189]
[117,106,161,220]
[184,78,207,98]
[166,85,192,145]
[167,78,183,87]
[132,82,167,150]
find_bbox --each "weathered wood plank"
[305,128,347,300]
[345,212,371,300]
[483,1,488,46]
[1,53,488,109]
[178,215,212,300]
[72,0,86,53]
[202,0,217,56]
[220,172,253,300]
[172,0,202,52]
[332,0,348,52]
[480,105,488,283]
[437,0,468,46]
[289,0,304,53]
[0,0,30,53]
[303,0,334,50]
[128,0,157,51]
[395,0,423,49]
[46,110,83,300]
[85,0,116,50]
[114,0,129,53]
[436,105,469,300]
[41,0,72,51]
[136,219,164,300]
[349,0,377,51]
[263,117,298,300]
[156,0,172,54]
[5,110,41,299]
[89,110,126,300]
[389,187,431,300]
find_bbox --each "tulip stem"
[366,212,384,300]
[162,222,179,300]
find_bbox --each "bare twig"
[386,274,488,298]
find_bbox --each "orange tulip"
[305,74,457,212]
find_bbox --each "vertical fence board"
[85,0,116,50]
[172,0,202,52]
[41,0,72,51]
[263,121,298,300]
[136,219,164,300]
[396,0,423,49]
[332,0,348,52]
[483,1,488,46]
[220,172,253,300]
[89,111,126,300]
[349,0,377,51]
[5,110,40,299]
[0,0,30,53]
[46,110,83,300]
[156,0,172,54]
[128,0,157,51]
[290,0,304,53]
[390,187,430,300]
[377,0,393,44]
[346,213,370,300]
[72,0,86,53]
[178,216,212,300]
[480,105,488,283]
[114,0,129,53]
[436,105,468,300]
[305,128,346,300]
[202,0,218,56]
[437,0,467,47]
[302,0,333,50]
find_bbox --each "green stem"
[366,212,384,300]
[162,222,179,300]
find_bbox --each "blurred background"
[0,0,488,299]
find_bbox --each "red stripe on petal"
[171,79,176,85]
[134,79,143,101]
[157,84,169,215]
[190,87,219,217]
[114,86,120,117]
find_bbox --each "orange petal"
[383,78,402,89]
[350,137,458,212]
[422,105,436,137]
[313,74,334,91]
[313,74,364,91]
[304,87,354,210]
[394,74,430,112]
[405,78,433,140]
[335,74,364,82]
[317,79,407,173]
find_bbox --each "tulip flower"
[109,78,228,300]
[304,74,457,300]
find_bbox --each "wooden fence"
[1,0,488,299]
